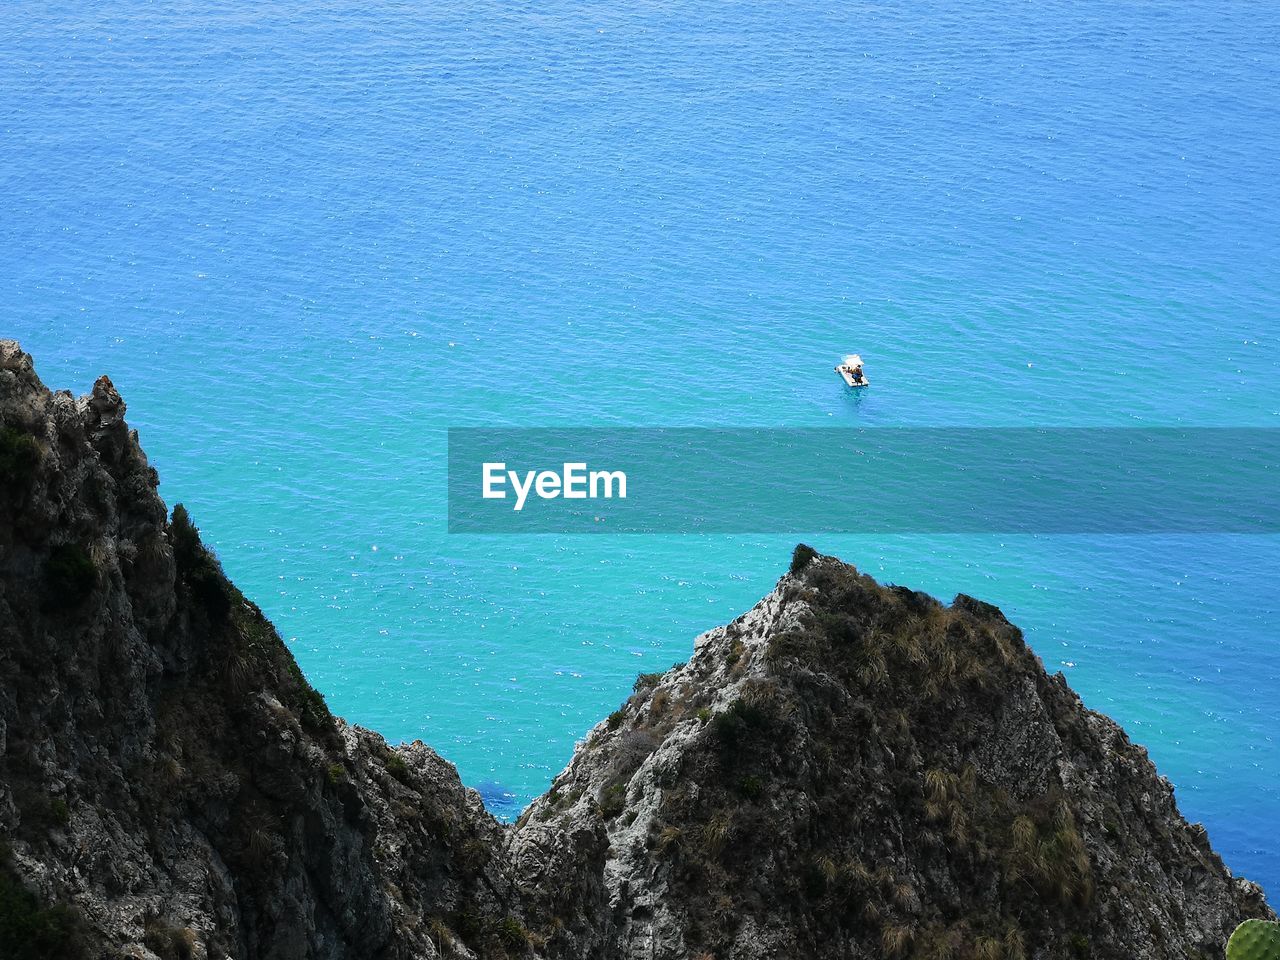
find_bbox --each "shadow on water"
[475,780,520,819]
[839,382,871,414]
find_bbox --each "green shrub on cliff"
[144,919,198,960]
[709,698,773,758]
[47,799,70,826]
[0,427,39,486]
[0,847,88,960]
[283,656,332,734]
[170,504,232,620]
[790,543,819,575]
[43,543,97,610]
[494,916,532,951]
[385,753,411,784]
[598,783,626,819]
[633,672,662,693]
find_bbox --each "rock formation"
[510,554,1272,959]
[0,341,1270,959]
[0,342,513,960]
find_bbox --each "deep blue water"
[4,0,1279,893]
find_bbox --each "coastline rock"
[0,340,1271,959]
[507,563,1272,958]
[0,340,512,960]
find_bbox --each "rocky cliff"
[0,341,1271,960]
[0,342,517,960]
[509,555,1272,959]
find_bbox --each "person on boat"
[852,365,864,383]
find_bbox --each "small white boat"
[834,354,869,387]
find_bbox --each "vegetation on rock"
[0,426,38,487]
[43,543,96,610]
[0,844,87,960]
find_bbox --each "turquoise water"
[5,0,1279,892]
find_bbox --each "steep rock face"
[507,556,1272,959]
[0,340,1272,960]
[0,341,516,960]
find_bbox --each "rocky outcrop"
[507,558,1272,959]
[0,342,517,960]
[0,341,1271,960]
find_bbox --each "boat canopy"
[842,354,863,368]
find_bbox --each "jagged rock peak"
[507,549,1272,959]
[0,345,515,960]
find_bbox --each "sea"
[4,0,1278,895]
